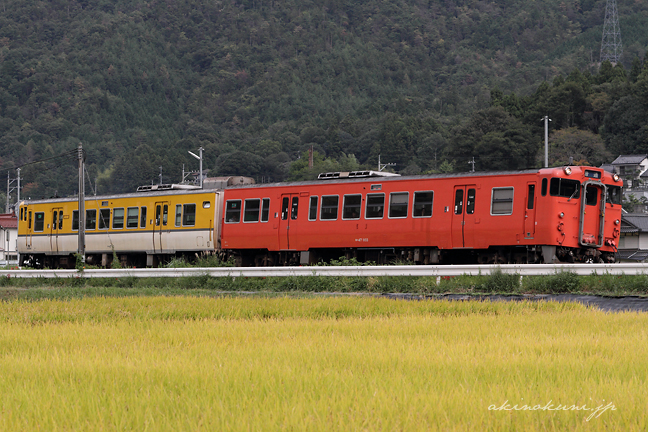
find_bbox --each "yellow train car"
[17,188,224,268]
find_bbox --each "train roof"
[19,187,220,206]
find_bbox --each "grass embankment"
[1,270,648,300]
[0,297,644,431]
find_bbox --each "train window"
[491,187,514,215]
[321,195,339,220]
[413,191,433,217]
[585,186,598,206]
[86,210,96,230]
[342,195,361,220]
[140,207,147,228]
[58,212,63,230]
[127,207,139,228]
[309,196,318,221]
[291,197,299,220]
[52,211,58,228]
[28,211,32,229]
[34,212,44,232]
[19,208,23,220]
[454,190,463,215]
[155,205,161,226]
[541,178,547,196]
[607,186,622,205]
[225,200,241,223]
[244,199,260,222]
[183,204,196,226]
[527,185,535,210]
[163,205,168,226]
[261,198,270,222]
[203,201,211,209]
[175,205,182,226]
[72,211,79,231]
[113,208,124,229]
[389,192,409,218]
[365,194,384,219]
[281,197,289,220]
[549,178,580,199]
[467,189,476,215]
[99,209,110,230]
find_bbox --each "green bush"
[523,271,581,294]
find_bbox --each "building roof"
[622,214,648,232]
[0,213,17,229]
[600,163,614,173]
[611,155,648,165]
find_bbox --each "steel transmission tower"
[600,0,622,63]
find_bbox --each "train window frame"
[113,208,125,229]
[34,212,44,232]
[261,198,270,222]
[549,178,580,199]
[175,204,182,227]
[243,199,261,223]
[309,196,318,221]
[99,209,110,230]
[225,200,242,223]
[72,210,79,231]
[342,194,362,220]
[140,206,147,228]
[365,193,385,219]
[127,207,139,229]
[183,203,196,226]
[320,195,339,221]
[86,209,96,230]
[413,191,434,218]
[388,192,409,219]
[491,187,514,216]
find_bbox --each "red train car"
[220,166,623,265]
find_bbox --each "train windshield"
[606,186,622,205]
[549,178,580,199]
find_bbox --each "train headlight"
[559,212,564,218]
[615,219,620,225]
[613,173,620,182]
[563,167,572,175]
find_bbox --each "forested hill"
[1,0,648,198]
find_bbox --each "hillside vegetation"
[1,0,648,198]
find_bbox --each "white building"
[0,213,17,265]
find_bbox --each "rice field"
[0,296,645,431]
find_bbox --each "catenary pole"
[78,143,85,262]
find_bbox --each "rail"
[2,263,648,278]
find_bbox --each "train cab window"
[454,190,463,215]
[72,210,79,231]
[389,192,409,218]
[183,204,196,226]
[127,207,139,228]
[309,196,318,221]
[244,199,260,222]
[281,197,289,220]
[413,191,434,217]
[491,187,514,215]
[34,212,44,232]
[550,178,580,199]
[291,197,299,220]
[466,189,476,215]
[113,208,124,229]
[99,209,110,230]
[321,196,339,220]
[527,185,535,210]
[342,195,361,220]
[585,185,598,206]
[607,186,622,205]
[19,208,23,220]
[175,205,182,226]
[541,178,547,196]
[366,194,385,219]
[225,200,241,223]
[141,206,147,228]
[86,210,96,230]
[261,198,270,222]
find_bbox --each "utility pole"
[378,155,396,172]
[600,0,622,64]
[6,169,21,214]
[159,166,163,185]
[77,143,85,262]
[188,147,204,188]
[541,116,551,168]
[468,157,476,172]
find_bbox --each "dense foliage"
[1,0,648,199]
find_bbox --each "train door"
[451,185,476,248]
[278,194,299,250]
[50,207,63,253]
[580,182,605,247]
[153,201,169,253]
[524,182,536,239]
